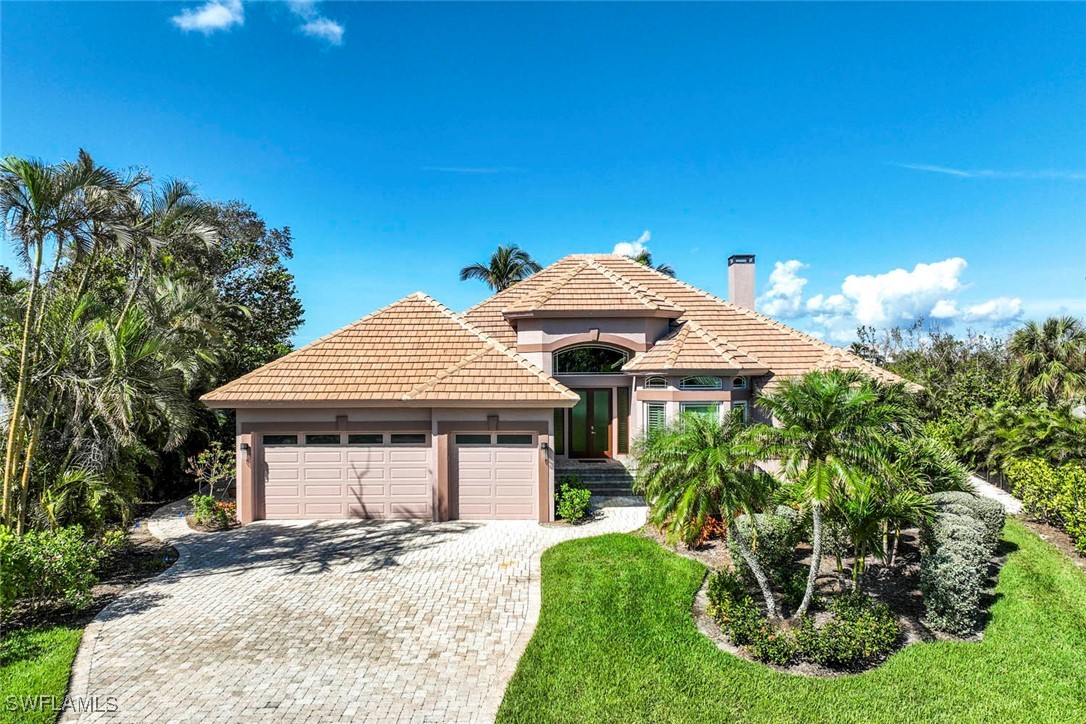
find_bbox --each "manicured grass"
[498,519,1086,723]
[0,625,83,724]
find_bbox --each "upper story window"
[679,376,723,390]
[553,345,629,375]
[732,376,748,390]
[644,376,667,389]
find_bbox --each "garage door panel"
[455,440,536,520]
[263,438,432,520]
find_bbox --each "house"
[202,253,902,524]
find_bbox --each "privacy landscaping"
[497,519,1086,722]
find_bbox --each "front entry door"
[569,389,612,458]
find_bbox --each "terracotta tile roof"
[202,293,579,406]
[463,254,909,389]
[622,320,768,374]
[501,257,682,316]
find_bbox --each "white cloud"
[613,230,651,258]
[930,299,959,319]
[172,0,244,34]
[300,17,345,45]
[756,260,808,318]
[895,163,1086,181]
[839,258,967,327]
[961,297,1023,324]
[289,1,345,45]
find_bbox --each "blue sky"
[3,1,1084,345]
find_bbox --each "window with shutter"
[645,402,667,433]
[617,386,630,454]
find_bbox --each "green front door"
[569,389,612,458]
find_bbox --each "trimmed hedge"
[919,494,1002,634]
[1005,458,1086,554]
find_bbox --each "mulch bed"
[642,525,1007,677]
[2,504,178,633]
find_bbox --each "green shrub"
[705,569,763,645]
[555,478,592,522]
[1006,458,1086,553]
[920,511,986,553]
[919,533,988,634]
[190,494,237,529]
[928,491,1005,552]
[797,594,900,667]
[747,626,799,666]
[727,511,797,584]
[0,525,121,612]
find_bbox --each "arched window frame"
[644,376,667,389]
[732,376,748,390]
[552,344,630,375]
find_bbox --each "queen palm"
[458,245,542,292]
[634,410,782,618]
[631,249,676,277]
[756,370,911,618]
[1008,316,1086,406]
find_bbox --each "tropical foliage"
[458,244,541,292]
[629,249,676,277]
[0,150,302,537]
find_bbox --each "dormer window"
[732,377,748,390]
[679,376,722,390]
[644,376,667,389]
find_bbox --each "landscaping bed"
[0,508,176,724]
[497,519,1086,722]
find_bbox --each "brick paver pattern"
[65,502,646,723]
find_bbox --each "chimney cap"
[728,254,755,266]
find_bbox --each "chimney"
[728,254,756,309]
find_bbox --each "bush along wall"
[919,493,1005,634]
[1005,458,1086,554]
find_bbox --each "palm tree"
[0,151,133,525]
[756,370,911,618]
[630,249,676,277]
[458,245,542,292]
[1008,316,1086,405]
[634,410,782,618]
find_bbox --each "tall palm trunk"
[794,500,823,618]
[728,520,779,620]
[15,420,42,534]
[2,238,44,525]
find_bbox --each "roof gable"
[623,320,767,374]
[202,293,578,406]
[501,257,682,317]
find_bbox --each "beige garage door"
[261,433,432,520]
[454,433,537,520]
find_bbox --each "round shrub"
[706,569,763,645]
[796,595,900,667]
[929,491,1005,552]
[921,511,986,553]
[727,511,797,583]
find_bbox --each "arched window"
[679,376,722,390]
[644,376,667,389]
[732,376,748,390]
[552,345,629,375]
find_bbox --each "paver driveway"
[64,500,646,723]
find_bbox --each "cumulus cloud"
[759,256,1023,342]
[172,0,244,34]
[613,230,651,258]
[171,1,344,45]
[756,260,808,318]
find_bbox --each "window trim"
[732,376,748,390]
[390,433,428,445]
[679,376,723,391]
[455,433,493,445]
[679,401,721,419]
[347,433,384,445]
[732,400,750,422]
[644,376,667,389]
[262,434,298,445]
[496,433,534,446]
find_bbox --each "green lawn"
[499,518,1086,723]
[0,625,83,724]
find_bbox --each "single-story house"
[202,253,902,524]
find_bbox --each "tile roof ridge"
[683,319,764,367]
[502,258,591,312]
[665,323,691,367]
[584,258,683,311]
[413,292,578,400]
[201,292,429,400]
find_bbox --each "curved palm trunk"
[728,520,778,620]
[793,500,823,619]
[2,240,44,525]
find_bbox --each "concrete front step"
[556,463,636,496]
